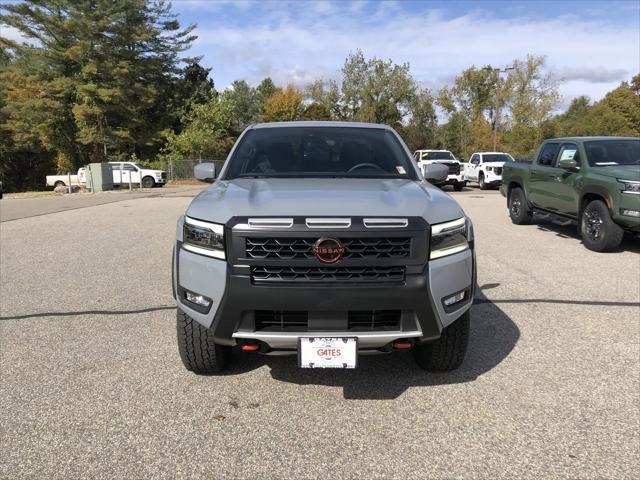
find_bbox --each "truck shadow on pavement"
[225,287,520,400]
[533,216,640,254]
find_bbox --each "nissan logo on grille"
[312,237,345,263]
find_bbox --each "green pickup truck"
[500,137,640,252]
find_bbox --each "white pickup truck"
[413,150,466,191]
[45,168,87,188]
[463,152,515,190]
[45,162,167,189]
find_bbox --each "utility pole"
[484,65,515,151]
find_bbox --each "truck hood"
[186,178,465,225]
[420,160,460,165]
[483,161,506,167]
[592,165,640,181]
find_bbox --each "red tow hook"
[241,343,260,352]
[392,341,413,350]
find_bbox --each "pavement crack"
[0,305,176,321]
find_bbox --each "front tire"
[142,176,155,188]
[580,200,624,252]
[508,187,532,225]
[453,181,465,192]
[413,309,470,372]
[176,309,231,374]
[479,173,487,190]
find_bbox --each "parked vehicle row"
[45,162,167,189]
[501,136,640,252]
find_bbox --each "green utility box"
[86,163,113,192]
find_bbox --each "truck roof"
[544,136,639,142]
[250,121,392,130]
[474,151,511,155]
[414,149,452,153]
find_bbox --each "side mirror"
[557,158,577,170]
[423,163,449,183]
[194,162,216,183]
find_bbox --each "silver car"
[172,121,475,373]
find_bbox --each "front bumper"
[438,174,465,185]
[173,217,475,351]
[483,172,502,185]
[612,192,640,230]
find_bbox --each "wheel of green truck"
[142,176,155,188]
[413,309,470,372]
[508,187,532,225]
[479,173,487,190]
[176,308,231,374]
[580,200,624,252]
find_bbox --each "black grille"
[246,237,410,260]
[443,162,460,175]
[161,172,167,179]
[251,266,405,283]
[348,310,401,331]
[253,310,401,331]
[255,310,308,331]
[494,167,502,175]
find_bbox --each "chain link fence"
[158,159,227,181]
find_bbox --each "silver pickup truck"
[172,122,475,373]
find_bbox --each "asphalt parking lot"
[1,186,638,479]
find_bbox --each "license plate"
[298,337,358,369]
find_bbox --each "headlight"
[486,167,493,172]
[619,179,640,194]
[430,217,470,260]
[183,216,225,259]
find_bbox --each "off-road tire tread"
[509,187,532,225]
[581,200,624,252]
[177,309,230,374]
[413,310,470,371]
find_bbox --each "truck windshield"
[223,127,416,179]
[422,151,455,160]
[584,140,640,167]
[483,154,513,163]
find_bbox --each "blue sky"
[170,0,640,107]
[2,0,639,107]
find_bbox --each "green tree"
[220,80,260,134]
[501,55,560,155]
[398,89,438,152]
[306,78,342,119]
[160,94,235,161]
[256,77,278,110]
[1,0,196,166]
[341,50,416,126]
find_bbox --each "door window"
[123,163,137,171]
[470,155,480,165]
[537,143,560,166]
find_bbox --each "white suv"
[464,152,514,190]
[413,150,465,191]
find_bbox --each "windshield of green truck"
[584,140,640,166]
[224,127,417,179]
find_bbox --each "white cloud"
[0,24,31,44]
[189,2,639,103]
